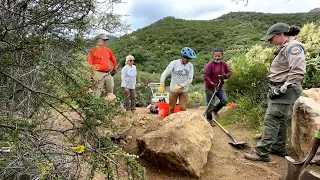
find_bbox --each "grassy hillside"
[109,11,320,84]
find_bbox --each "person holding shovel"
[88,33,118,97]
[204,47,231,126]
[159,47,197,114]
[121,55,137,113]
[244,23,306,162]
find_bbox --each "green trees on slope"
[109,12,320,84]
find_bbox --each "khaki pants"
[169,92,188,114]
[93,71,114,97]
[123,88,136,111]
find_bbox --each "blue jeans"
[205,87,228,120]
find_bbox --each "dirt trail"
[120,107,286,180]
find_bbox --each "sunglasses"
[129,60,134,62]
[102,39,109,41]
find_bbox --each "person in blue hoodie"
[121,55,137,113]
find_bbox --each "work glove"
[110,69,117,76]
[173,85,183,91]
[268,85,281,100]
[159,84,165,93]
[280,82,291,93]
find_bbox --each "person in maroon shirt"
[204,48,232,126]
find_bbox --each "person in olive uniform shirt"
[244,22,306,162]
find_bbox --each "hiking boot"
[208,120,216,127]
[244,151,270,162]
[270,150,287,157]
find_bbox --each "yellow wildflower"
[40,162,53,175]
[41,169,47,175]
[72,145,85,154]
[87,88,93,94]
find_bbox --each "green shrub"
[188,83,207,107]
[224,46,270,104]
[297,23,320,88]
[221,45,271,131]
[221,95,265,132]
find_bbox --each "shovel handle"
[211,118,228,134]
[295,131,320,166]
[302,132,320,167]
[211,118,239,143]
[203,80,221,116]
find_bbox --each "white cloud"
[113,0,319,32]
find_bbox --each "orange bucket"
[157,102,170,119]
[174,105,180,113]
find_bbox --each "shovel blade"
[228,141,248,149]
[282,156,304,180]
[300,170,320,180]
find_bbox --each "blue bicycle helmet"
[181,47,197,59]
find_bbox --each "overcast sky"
[113,0,319,32]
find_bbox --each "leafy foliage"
[225,45,271,104]
[220,46,271,130]
[0,0,146,179]
[296,23,320,88]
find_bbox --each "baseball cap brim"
[261,34,275,41]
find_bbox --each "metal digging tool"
[211,118,248,149]
[282,131,320,180]
[203,80,248,149]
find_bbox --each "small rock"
[127,136,133,140]
[119,139,127,145]
[268,161,277,165]
[139,120,145,125]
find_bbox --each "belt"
[97,70,110,73]
[269,81,284,86]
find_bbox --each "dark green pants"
[256,85,302,157]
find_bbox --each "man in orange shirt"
[88,34,118,97]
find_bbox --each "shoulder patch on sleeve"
[289,45,303,55]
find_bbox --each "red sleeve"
[107,48,118,70]
[223,61,231,79]
[88,48,94,65]
[204,63,213,84]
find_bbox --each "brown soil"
[117,107,288,180]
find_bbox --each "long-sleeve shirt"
[268,38,306,86]
[204,60,231,91]
[88,46,118,72]
[121,65,137,89]
[160,59,194,93]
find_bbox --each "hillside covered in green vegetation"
[110,11,320,83]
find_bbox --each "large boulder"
[137,111,214,178]
[303,88,320,103]
[291,96,320,157]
